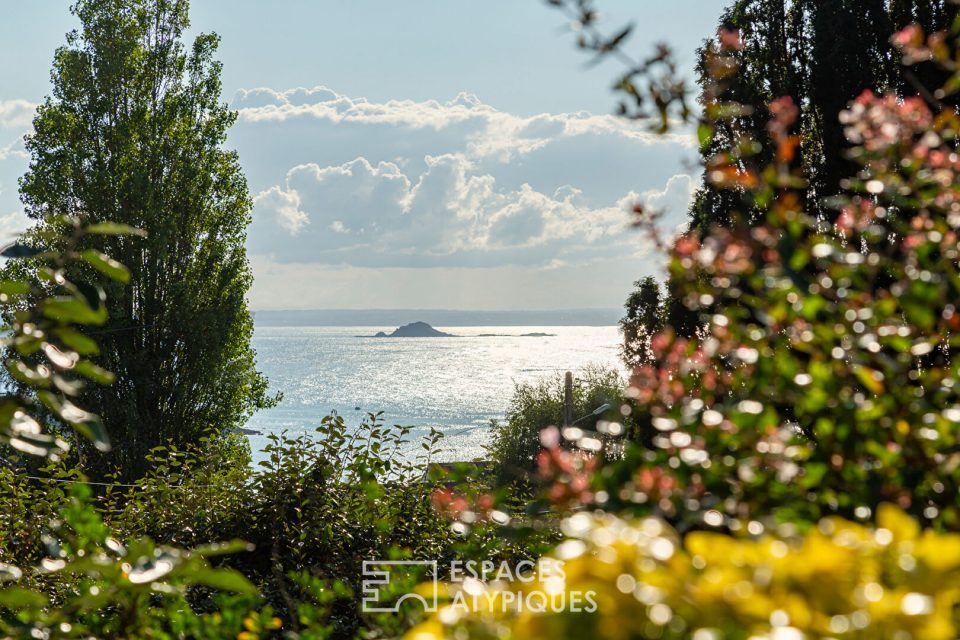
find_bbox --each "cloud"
[253,185,308,234]
[640,173,698,231]
[232,86,694,165]
[229,87,698,227]
[0,100,35,239]
[0,100,35,130]
[236,86,701,287]
[249,152,658,268]
[0,210,29,241]
[0,87,699,308]
[0,138,27,161]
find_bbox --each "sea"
[246,323,624,465]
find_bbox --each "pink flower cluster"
[537,438,597,509]
[841,91,933,150]
[431,487,497,523]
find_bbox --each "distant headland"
[371,322,455,338]
[362,322,557,338]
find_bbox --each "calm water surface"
[247,326,623,463]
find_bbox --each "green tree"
[689,0,959,230]
[14,0,273,479]
[619,276,664,369]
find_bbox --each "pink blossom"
[718,28,742,51]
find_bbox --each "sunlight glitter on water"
[246,325,624,463]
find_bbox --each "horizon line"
[252,307,621,313]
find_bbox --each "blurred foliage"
[582,20,960,532]
[415,9,960,640]
[0,483,271,640]
[0,209,285,637]
[410,505,960,640]
[0,217,139,459]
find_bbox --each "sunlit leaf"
[42,297,108,325]
[81,249,130,283]
[84,222,147,237]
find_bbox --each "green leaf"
[192,540,255,557]
[53,327,100,355]
[0,243,42,258]
[43,297,108,325]
[0,587,47,609]
[74,281,106,311]
[942,73,960,97]
[0,281,30,296]
[7,432,68,457]
[697,122,715,147]
[81,249,130,283]
[184,567,258,594]
[74,360,116,385]
[853,365,885,395]
[70,414,111,452]
[84,222,147,237]
[52,374,85,396]
[35,392,109,451]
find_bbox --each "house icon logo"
[361,560,439,613]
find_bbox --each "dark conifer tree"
[689,0,958,229]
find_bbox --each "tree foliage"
[415,9,960,640]
[619,276,666,369]
[690,0,960,229]
[11,0,274,479]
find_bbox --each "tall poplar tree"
[639,0,959,339]
[689,0,959,230]
[17,0,273,479]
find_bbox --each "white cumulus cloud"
[232,86,693,165]
[249,151,658,269]
[224,87,702,306]
[0,99,36,130]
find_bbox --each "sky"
[0,1,726,310]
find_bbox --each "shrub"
[533,23,960,532]
[487,367,634,487]
[0,484,273,640]
[414,15,960,640]
[0,221,284,638]
[86,413,461,636]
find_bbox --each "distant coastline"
[253,308,621,327]
[356,321,558,338]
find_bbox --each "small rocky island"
[364,322,556,338]
[371,321,454,338]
